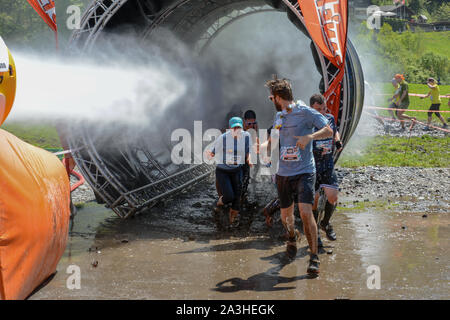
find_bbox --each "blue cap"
[229,117,243,129]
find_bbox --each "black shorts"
[315,168,339,192]
[388,102,397,111]
[276,173,315,208]
[428,104,441,118]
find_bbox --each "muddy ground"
[32,165,449,300]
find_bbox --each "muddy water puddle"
[30,189,449,299]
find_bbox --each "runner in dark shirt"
[241,109,259,204]
[310,94,342,246]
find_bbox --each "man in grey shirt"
[261,77,332,275]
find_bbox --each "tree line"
[0,0,88,48]
[370,0,450,22]
[355,23,449,84]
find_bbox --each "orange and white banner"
[297,0,348,121]
[26,0,57,32]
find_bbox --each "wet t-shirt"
[313,113,336,172]
[398,80,409,106]
[272,101,328,176]
[211,130,250,171]
[428,85,441,104]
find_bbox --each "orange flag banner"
[297,0,348,121]
[27,0,58,48]
[26,0,58,47]
[27,0,57,31]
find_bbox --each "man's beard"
[274,100,282,112]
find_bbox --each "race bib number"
[226,153,241,165]
[280,146,301,162]
[315,140,333,155]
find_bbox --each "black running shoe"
[307,254,320,274]
[317,235,324,248]
[321,224,337,241]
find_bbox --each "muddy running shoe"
[409,118,417,130]
[321,224,337,241]
[443,123,448,129]
[286,237,297,259]
[307,254,320,275]
[263,199,279,227]
[286,230,300,259]
[229,209,239,225]
[423,126,431,131]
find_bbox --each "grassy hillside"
[355,25,449,84]
[418,31,450,58]
[1,122,62,149]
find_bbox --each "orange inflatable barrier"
[0,129,71,300]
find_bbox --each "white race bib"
[315,140,333,155]
[280,146,301,162]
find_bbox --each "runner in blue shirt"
[206,117,251,225]
[310,94,343,247]
[260,77,332,275]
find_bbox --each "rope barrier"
[366,106,450,113]
[363,111,450,133]
[375,93,450,98]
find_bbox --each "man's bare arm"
[295,125,333,150]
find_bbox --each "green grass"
[416,31,450,58]
[338,135,450,168]
[371,83,450,123]
[1,122,62,149]
[337,199,400,212]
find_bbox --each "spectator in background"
[393,74,416,131]
[421,78,448,130]
[241,109,259,204]
[446,94,450,123]
[387,78,401,123]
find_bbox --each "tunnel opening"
[68,0,364,218]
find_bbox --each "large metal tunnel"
[68,0,364,218]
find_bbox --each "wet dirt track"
[30,175,449,300]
